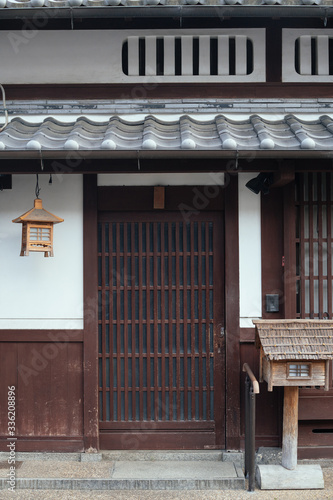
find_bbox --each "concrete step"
[0,452,245,491]
[101,450,224,461]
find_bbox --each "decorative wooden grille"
[296,173,333,319]
[98,218,216,423]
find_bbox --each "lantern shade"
[12,198,64,257]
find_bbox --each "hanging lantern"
[12,198,64,257]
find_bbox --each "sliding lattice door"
[98,212,225,449]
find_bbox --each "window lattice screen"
[296,173,333,319]
[98,219,215,422]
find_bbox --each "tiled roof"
[1,114,333,152]
[254,320,333,360]
[0,0,331,8]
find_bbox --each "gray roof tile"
[0,0,331,7]
[1,114,333,151]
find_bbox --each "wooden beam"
[83,174,99,451]
[283,182,297,318]
[282,386,299,470]
[4,82,333,100]
[225,174,241,450]
[271,165,295,188]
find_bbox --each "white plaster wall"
[239,173,262,328]
[0,175,83,329]
[0,29,265,84]
[98,173,224,186]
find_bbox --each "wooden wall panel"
[0,344,18,439]
[240,343,283,448]
[298,421,333,448]
[98,186,224,212]
[0,340,84,452]
[238,183,286,450]
[261,187,285,320]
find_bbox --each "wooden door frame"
[83,176,241,451]
[224,174,241,451]
[97,209,225,449]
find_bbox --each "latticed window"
[288,363,311,378]
[295,173,333,319]
[29,226,51,243]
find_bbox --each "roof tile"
[1,114,333,151]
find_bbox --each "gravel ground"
[0,468,333,500]
[0,461,113,479]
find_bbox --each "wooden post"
[282,386,299,470]
[83,174,99,451]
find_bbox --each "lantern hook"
[39,152,44,172]
[35,174,41,199]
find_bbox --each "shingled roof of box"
[254,320,333,361]
[0,114,333,151]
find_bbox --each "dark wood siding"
[280,175,333,458]
[239,186,285,450]
[0,335,84,452]
[240,343,283,449]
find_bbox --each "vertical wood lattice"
[296,173,333,319]
[98,218,216,423]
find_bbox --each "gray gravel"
[0,467,333,500]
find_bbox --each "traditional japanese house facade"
[0,0,333,459]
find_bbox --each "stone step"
[101,450,224,462]
[1,461,245,491]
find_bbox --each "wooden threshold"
[0,438,84,453]
[99,430,217,450]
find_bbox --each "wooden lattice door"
[98,212,225,449]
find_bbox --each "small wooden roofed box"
[253,320,333,392]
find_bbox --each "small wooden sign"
[154,186,165,210]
